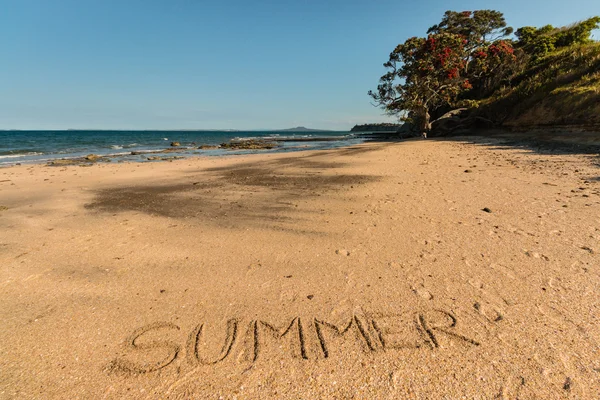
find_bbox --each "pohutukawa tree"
[428,10,513,54]
[368,33,470,133]
[369,10,515,135]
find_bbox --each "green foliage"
[455,99,480,109]
[350,123,403,132]
[428,10,513,49]
[469,40,520,96]
[515,17,600,59]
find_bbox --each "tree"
[427,10,515,92]
[428,10,513,54]
[369,10,515,134]
[469,39,519,96]
[369,33,471,133]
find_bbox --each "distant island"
[278,126,332,132]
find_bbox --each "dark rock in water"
[220,140,278,150]
[131,151,143,155]
[48,159,76,166]
[170,141,181,147]
[146,156,161,160]
[199,145,220,150]
[48,157,98,166]
[85,154,101,161]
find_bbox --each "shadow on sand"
[438,130,600,180]
[84,148,383,234]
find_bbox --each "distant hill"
[278,126,331,132]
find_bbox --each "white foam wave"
[0,152,44,160]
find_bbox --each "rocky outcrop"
[85,154,101,161]
[430,109,496,136]
[220,140,279,150]
[48,154,104,166]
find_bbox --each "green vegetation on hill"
[350,123,403,132]
[369,11,600,135]
[478,41,600,128]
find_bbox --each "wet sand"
[0,136,599,399]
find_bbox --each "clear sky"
[1,0,598,130]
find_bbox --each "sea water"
[0,130,362,166]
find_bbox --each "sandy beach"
[1,137,599,399]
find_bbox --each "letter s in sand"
[106,322,181,374]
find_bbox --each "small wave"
[0,148,44,155]
[0,152,44,160]
[110,145,123,150]
[0,155,73,165]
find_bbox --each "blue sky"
[1,0,599,130]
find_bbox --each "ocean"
[0,130,362,166]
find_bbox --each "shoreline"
[4,128,599,168]
[0,130,362,167]
[1,137,599,398]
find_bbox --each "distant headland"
[350,123,403,132]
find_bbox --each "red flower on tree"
[447,68,459,79]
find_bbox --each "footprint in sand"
[468,279,506,323]
[473,301,503,322]
[489,263,517,280]
[412,285,434,300]
[405,268,434,300]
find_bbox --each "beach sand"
[0,137,599,399]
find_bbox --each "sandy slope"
[0,137,599,399]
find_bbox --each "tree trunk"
[419,108,432,138]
